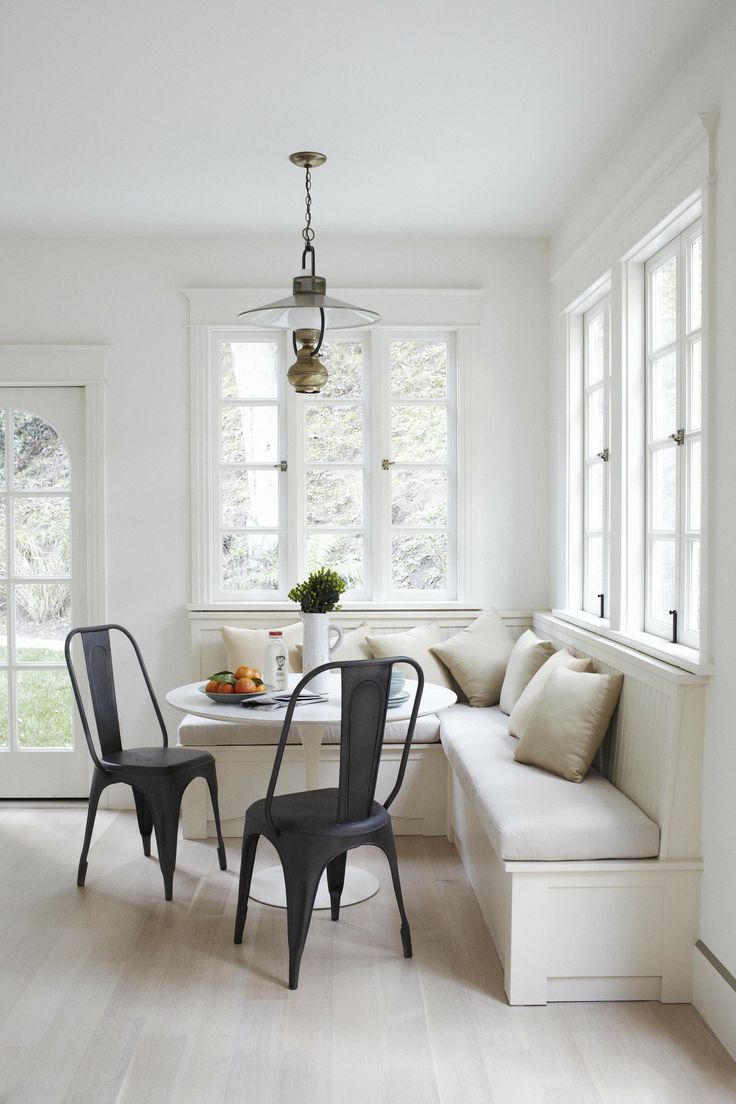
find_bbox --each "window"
[207,327,458,602]
[645,221,702,646]
[582,297,611,617]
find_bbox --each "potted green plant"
[289,569,346,693]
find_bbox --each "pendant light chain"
[301,166,316,276]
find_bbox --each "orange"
[205,680,219,693]
[217,683,234,694]
[235,677,256,694]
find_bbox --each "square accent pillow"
[430,609,513,707]
[514,667,624,783]
[296,623,373,664]
[498,630,555,715]
[366,623,454,689]
[508,649,592,737]
[221,623,303,677]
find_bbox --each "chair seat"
[247,787,390,836]
[100,746,214,776]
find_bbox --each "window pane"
[0,584,6,662]
[319,342,363,398]
[650,352,677,440]
[584,535,603,612]
[305,469,363,527]
[221,470,278,528]
[651,254,677,350]
[688,439,701,532]
[391,533,448,591]
[221,342,279,399]
[651,446,676,532]
[390,341,447,399]
[0,671,7,747]
[305,406,363,463]
[13,411,70,490]
[14,498,70,577]
[0,501,5,576]
[307,533,363,590]
[586,313,605,385]
[586,388,605,457]
[391,406,447,463]
[649,540,676,623]
[15,583,71,662]
[686,540,701,636]
[689,236,702,332]
[586,462,604,532]
[221,533,279,591]
[17,669,72,748]
[392,470,448,527]
[688,338,701,434]
[221,406,279,463]
[0,411,5,491]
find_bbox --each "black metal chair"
[234,656,424,989]
[65,624,227,900]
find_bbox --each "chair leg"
[233,831,260,944]
[151,795,182,901]
[326,852,347,921]
[132,789,153,857]
[77,770,107,887]
[281,851,324,990]
[204,768,227,871]
[378,828,412,958]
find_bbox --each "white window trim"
[185,288,481,609]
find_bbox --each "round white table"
[166,673,456,909]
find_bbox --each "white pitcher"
[301,613,343,695]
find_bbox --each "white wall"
[0,233,549,733]
[549,5,736,1051]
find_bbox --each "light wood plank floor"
[1,807,735,1104]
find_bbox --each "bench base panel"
[180,743,448,839]
[450,772,702,1005]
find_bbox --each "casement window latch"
[381,459,395,470]
[669,428,685,446]
[273,460,288,472]
[597,448,610,462]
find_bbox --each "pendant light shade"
[238,152,379,392]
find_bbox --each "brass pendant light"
[238,153,380,393]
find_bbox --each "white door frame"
[0,346,107,793]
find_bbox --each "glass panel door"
[0,387,88,797]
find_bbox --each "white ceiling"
[0,0,728,237]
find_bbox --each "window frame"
[581,295,611,619]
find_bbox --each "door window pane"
[14,498,71,577]
[221,469,278,528]
[391,470,448,527]
[319,342,363,398]
[391,533,448,591]
[307,533,363,590]
[305,406,363,463]
[15,583,71,661]
[651,255,677,350]
[221,342,279,399]
[13,412,70,490]
[391,406,447,463]
[221,533,279,591]
[650,353,677,440]
[16,669,72,748]
[221,406,279,463]
[305,469,363,527]
[651,447,676,532]
[390,341,448,399]
[649,540,676,622]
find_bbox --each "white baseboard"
[693,942,736,1060]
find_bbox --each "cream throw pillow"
[498,630,555,715]
[430,609,513,707]
[296,623,373,664]
[514,667,624,783]
[221,623,303,676]
[366,623,453,689]
[508,649,591,737]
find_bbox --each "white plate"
[387,689,410,707]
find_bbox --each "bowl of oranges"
[200,666,271,703]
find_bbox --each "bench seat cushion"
[177,712,441,747]
[440,704,660,861]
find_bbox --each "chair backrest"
[264,657,424,830]
[64,624,168,768]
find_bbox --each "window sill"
[549,609,712,677]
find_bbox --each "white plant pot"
[301,613,343,695]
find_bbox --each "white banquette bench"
[178,608,706,1006]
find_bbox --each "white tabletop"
[165,673,456,727]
